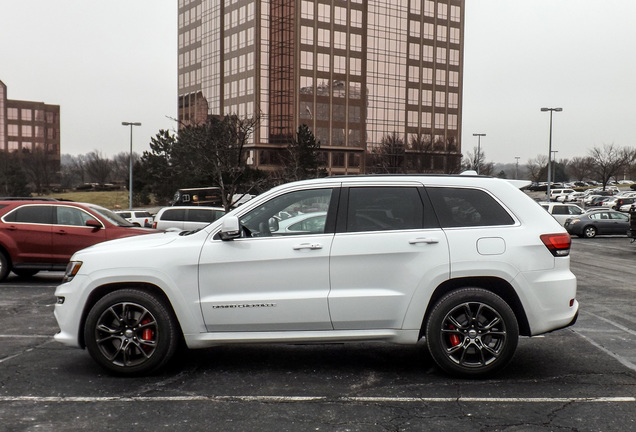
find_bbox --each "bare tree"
[462,147,493,176]
[566,156,594,182]
[588,144,636,190]
[526,155,548,183]
[367,132,405,174]
[84,150,113,185]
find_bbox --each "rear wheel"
[583,226,597,238]
[425,288,519,378]
[84,289,180,375]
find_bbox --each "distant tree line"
[3,117,635,201]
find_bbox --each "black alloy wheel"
[84,289,180,375]
[426,288,519,378]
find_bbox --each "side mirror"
[220,216,241,241]
[86,219,102,229]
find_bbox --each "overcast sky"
[2,0,635,166]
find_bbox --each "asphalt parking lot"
[0,237,634,431]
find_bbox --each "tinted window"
[427,187,515,227]
[135,211,152,218]
[187,209,215,223]
[552,206,568,215]
[161,208,186,221]
[346,187,425,232]
[118,212,132,218]
[3,205,53,224]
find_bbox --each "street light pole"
[515,156,520,179]
[472,133,486,174]
[122,122,142,210]
[540,107,562,200]
[551,150,559,185]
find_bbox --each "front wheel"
[0,251,10,282]
[425,288,519,378]
[84,289,180,375]
[583,226,597,238]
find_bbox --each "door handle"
[293,243,323,250]
[409,237,439,244]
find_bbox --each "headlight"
[63,261,83,282]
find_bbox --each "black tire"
[583,226,597,238]
[425,288,519,378]
[0,251,10,282]
[84,289,180,376]
[12,269,39,278]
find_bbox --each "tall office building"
[178,0,464,174]
[0,79,61,183]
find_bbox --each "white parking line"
[573,330,636,372]
[582,310,636,337]
[0,396,633,403]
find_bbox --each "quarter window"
[427,187,515,227]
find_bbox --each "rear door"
[328,183,449,330]
[1,205,53,264]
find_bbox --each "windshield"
[90,205,135,227]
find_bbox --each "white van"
[549,188,575,202]
[153,206,225,231]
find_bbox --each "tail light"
[153,221,157,229]
[540,233,571,257]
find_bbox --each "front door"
[198,187,337,332]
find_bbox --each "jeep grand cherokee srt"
[54,174,578,377]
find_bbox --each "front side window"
[56,206,97,226]
[427,187,515,228]
[346,187,427,233]
[241,188,333,237]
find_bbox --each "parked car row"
[539,200,634,239]
[0,196,234,281]
[0,199,155,281]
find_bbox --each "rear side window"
[346,187,426,232]
[187,209,215,223]
[161,208,186,221]
[3,205,54,224]
[427,187,514,228]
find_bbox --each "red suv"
[0,199,154,281]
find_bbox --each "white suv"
[54,175,578,378]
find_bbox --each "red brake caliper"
[141,318,154,342]
[448,325,461,346]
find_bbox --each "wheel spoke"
[94,300,159,368]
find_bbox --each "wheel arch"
[78,282,184,348]
[419,276,531,338]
